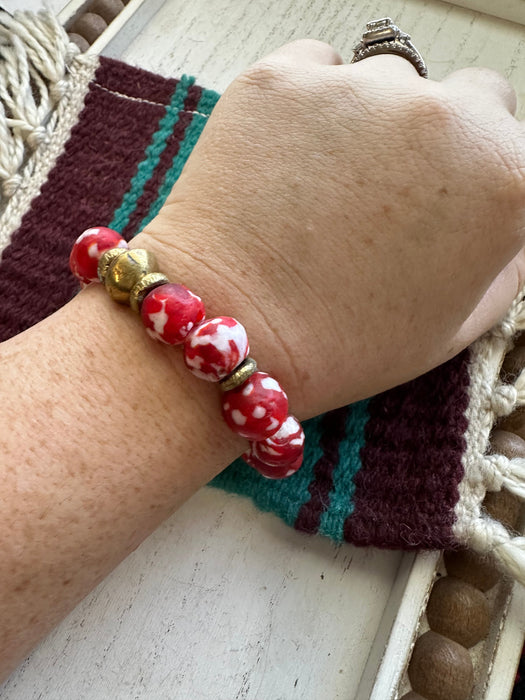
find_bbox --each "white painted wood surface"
[1,490,402,700]
[115,0,525,115]
[2,0,67,12]
[2,1,525,698]
[447,0,525,26]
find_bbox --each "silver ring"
[352,17,428,78]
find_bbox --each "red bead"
[253,415,304,466]
[221,371,288,440]
[69,226,127,286]
[242,447,303,479]
[141,283,205,345]
[183,316,249,381]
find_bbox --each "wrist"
[71,284,246,491]
[132,219,309,418]
[89,222,307,478]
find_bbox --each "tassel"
[467,516,525,585]
[514,367,525,405]
[0,10,97,255]
[483,454,525,500]
[0,10,78,204]
[493,537,525,585]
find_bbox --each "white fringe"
[455,287,525,584]
[483,454,525,499]
[468,517,525,586]
[514,367,525,405]
[0,10,80,204]
[0,11,98,254]
[494,537,525,585]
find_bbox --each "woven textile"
[2,12,525,582]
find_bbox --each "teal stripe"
[109,75,195,233]
[210,414,325,527]
[318,399,370,541]
[137,88,221,232]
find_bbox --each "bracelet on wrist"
[69,226,305,480]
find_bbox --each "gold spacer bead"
[129,272,169,314]
[219,357,258,392]
[98,247,128,283]
[104,248,159,305]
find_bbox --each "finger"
[348,53,423,79]
[261,39,343,67]
[454,249,525,351]
[441,67,517,116]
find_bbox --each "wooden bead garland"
[490,428,525,461]
[514,330,525,347]
[71,12,108,45]
[66,0,127,50]
[404,340,525,700]
[497,405,525,440]
[70,227,304,479]
[483,488,522,531]
[90,0,125,23]
[408,630,474,700]
[443,547,499,593]
[68,32,90,52]
[426,576,490,648]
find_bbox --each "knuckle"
[406,88,458,129]
[487,130,525,206]
[237,60,288,91]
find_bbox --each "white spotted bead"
[183,316,249,381]
[242,445,303,480]
[253,415,305,467]
[221,371,288,440]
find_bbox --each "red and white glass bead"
[253,415,305,467]
[141,283,205,345]
[70,225,305,480]
[242,446,303,480]
[69,226,127,286]
[221,371,288,441]
[183,316,249,381]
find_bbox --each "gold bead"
[219,357,258,392]
[104,249,159,305]
[97,247,128,283]
[129,272,169,313]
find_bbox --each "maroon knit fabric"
[343,350,470,549]
[0,58,173,342]
[93,57,180,104]
[120,83,203,238]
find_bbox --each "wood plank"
[0,489,403,699]
[445,0,525,26]
[115,0,525,119]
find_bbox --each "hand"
[135,40,525,418]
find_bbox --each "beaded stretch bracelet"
[69,226,305,479]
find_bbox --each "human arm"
[1,39,525,681]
